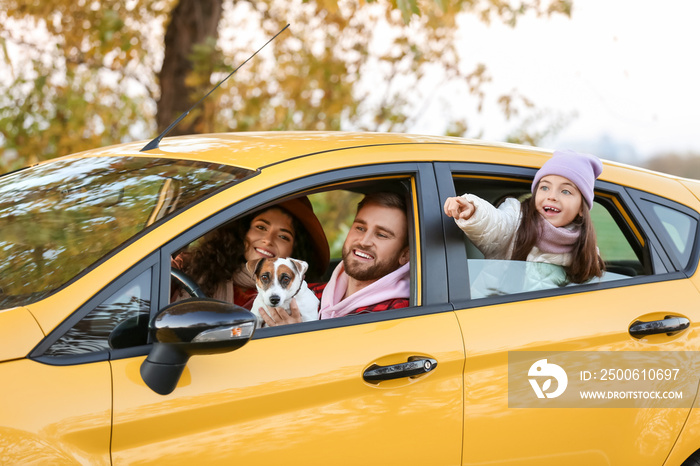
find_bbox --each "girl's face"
[534,175,584,228]
[243,208,295,262]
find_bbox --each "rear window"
[645,201,698,268]
[0,156,253,308]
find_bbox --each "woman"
[172,196,329,309]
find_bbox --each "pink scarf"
[319,262,410,320]
[536,217,580,254]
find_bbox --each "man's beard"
[342,244,402,282]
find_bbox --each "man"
[260,191,410,326]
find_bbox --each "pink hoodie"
[319,262,410,319]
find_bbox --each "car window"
[451,175,649,298]
[468,259,628,298]
[43,269,152,357]
[0,157,252,309]
[644,201,698,268]
[167,176,418,320]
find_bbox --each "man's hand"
[259,297,303,327]
[443,196,476,221]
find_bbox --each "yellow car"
[1,132,700,465]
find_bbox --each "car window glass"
[468,259,627,298]
[649,203,697,267]
[0,157,252,309]
[43,269,151,357]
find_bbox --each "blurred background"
[1,0,698,177]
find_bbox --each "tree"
[0,0,572,173]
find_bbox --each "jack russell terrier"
[247,257,320,328]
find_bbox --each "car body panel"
[0,307,44,361]
[666,404,700,466]
[0,359,112,464]
[457,279,700,465]
[110,313,465,464]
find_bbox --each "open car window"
[167,175,419,323]
[450,174,653,299]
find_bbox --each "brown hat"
[275,196,330,278]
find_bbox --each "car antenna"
[140,24,290,152]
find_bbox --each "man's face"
[341,202,409,282]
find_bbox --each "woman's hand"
[443,196,476,220]
[259,298,303,327]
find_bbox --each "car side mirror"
[140,298,256,395]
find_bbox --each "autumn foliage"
[0,0,573,173]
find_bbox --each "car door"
[109,161,466,464]
[436,162,700,465]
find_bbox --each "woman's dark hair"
[178,206,315,296]
[511,190,604,284]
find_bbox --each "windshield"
[0,156,253,308]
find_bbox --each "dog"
[247,257,320,328]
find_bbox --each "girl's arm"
[446,194,521,259]
[444,196,476,220]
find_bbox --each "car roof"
[52,131,548,171]
[25,131,700,204]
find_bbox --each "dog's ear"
[289,258,309,277]
[246,258,264,276]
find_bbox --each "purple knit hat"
[531,149,603,209]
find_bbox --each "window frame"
[627,187,700,276]
[436,161,693,309]
[30,251,160,365]
[158,161,452,341]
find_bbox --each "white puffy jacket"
[454,194,573,267]
[454,194,573,294]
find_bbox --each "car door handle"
[629,316,690,337]
[363,358,438,382]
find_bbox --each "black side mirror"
[140,298,256,395]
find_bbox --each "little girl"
[443,149,604,284]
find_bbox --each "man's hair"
[357,191,409,247]
[357,191,407,213]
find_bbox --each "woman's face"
[243,208,296,262]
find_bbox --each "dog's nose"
[269,295,280,306]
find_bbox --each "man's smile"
[353,249,374,260]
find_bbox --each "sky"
[410,0,700,165]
